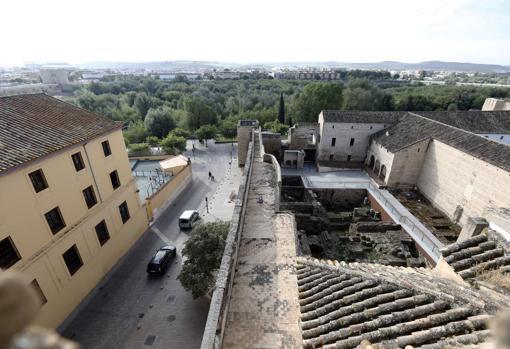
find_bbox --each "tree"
[183,97,218,130]
[263,120,289,135]
[161,134,186,155]
[343,79,394,111]
[169,127,191,139]
[144,107,176,138]
[134,92,151,119]
[178,221,229,299]
[278,92,285,124]
[291,83,343,122]
[196,124,217,146]
[219,118,237,139]
[123,121,149,144]
[145,135,161,147]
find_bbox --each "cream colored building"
[0,94,148,328]
[482,97,510,111]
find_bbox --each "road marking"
[151,225,173,245]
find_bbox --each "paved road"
[60,141,237,349]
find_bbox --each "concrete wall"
[417,140,510,226]
[0,129,148,328]
[146,165,192,221]
[385,139,430,187]
[318,113,387,165]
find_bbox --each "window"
[62,245,83,276]
[45,207,66,234]
[102,140,112,157]
[110,170,120,190]
[71,152,85,172]
[331,138,336,147]
[329,154,334,161]
[350,138,355,146]
[28,169,48,193]
[417,148,420,153]
[0,236,21,269]
[119,201,130,223]
[30,279,47,306]
[95,220,110,246]
[82,186,98,209]
[347,155,352,161]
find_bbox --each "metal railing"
[367,182,443,262]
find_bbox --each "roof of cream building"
[321,110,404,124]
[371,112,510,172]
[296,256,509,349]
[0,93,122,173]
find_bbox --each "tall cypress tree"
[278,92,285,124]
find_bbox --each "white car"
[178,210,200,229]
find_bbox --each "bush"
[161,134,186,155]
[145,135,160,147]
[128,143,150,152]
[178,221,230,298]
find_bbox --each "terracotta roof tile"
[0,94,121,173]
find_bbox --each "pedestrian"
[208,171,211,179]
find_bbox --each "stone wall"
[387,139,430,187]
[417,140,510,226]
[288,123,318,150]
[261,132,282,161]
[318,117,386,165]
[366,140,395,183]
[201,133,255,349]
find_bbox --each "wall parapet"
[258,128,282,211]
[200,130,256,349]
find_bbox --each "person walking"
[208,171,211,180]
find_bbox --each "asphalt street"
[60,140,237,349]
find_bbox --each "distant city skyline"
[2,0,509,66]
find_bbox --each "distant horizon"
[2,0,510,67]
[3,59,509,68]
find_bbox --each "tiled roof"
[321,110,510,134]
[321,110,404,124]
[417,110,510,134]
[0,93,121,173]
[441,234,510,281]
[372,113,510,172]
[296,257,508,349]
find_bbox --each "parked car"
[147,245,176,275]
[179,210,200,229]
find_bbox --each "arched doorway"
[380,165,387,181]
[374,159,380,175]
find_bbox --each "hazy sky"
[2,0,509,66]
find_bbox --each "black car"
[147,245,176,275]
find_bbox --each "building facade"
[0,94,148,328]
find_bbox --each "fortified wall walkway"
[221,134,302,348]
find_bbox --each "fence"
[200,129,256,349]
[367,181,444,263]
[132,170,172,198]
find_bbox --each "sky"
[1,0,509,66]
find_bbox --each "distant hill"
[75,60,510,73]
